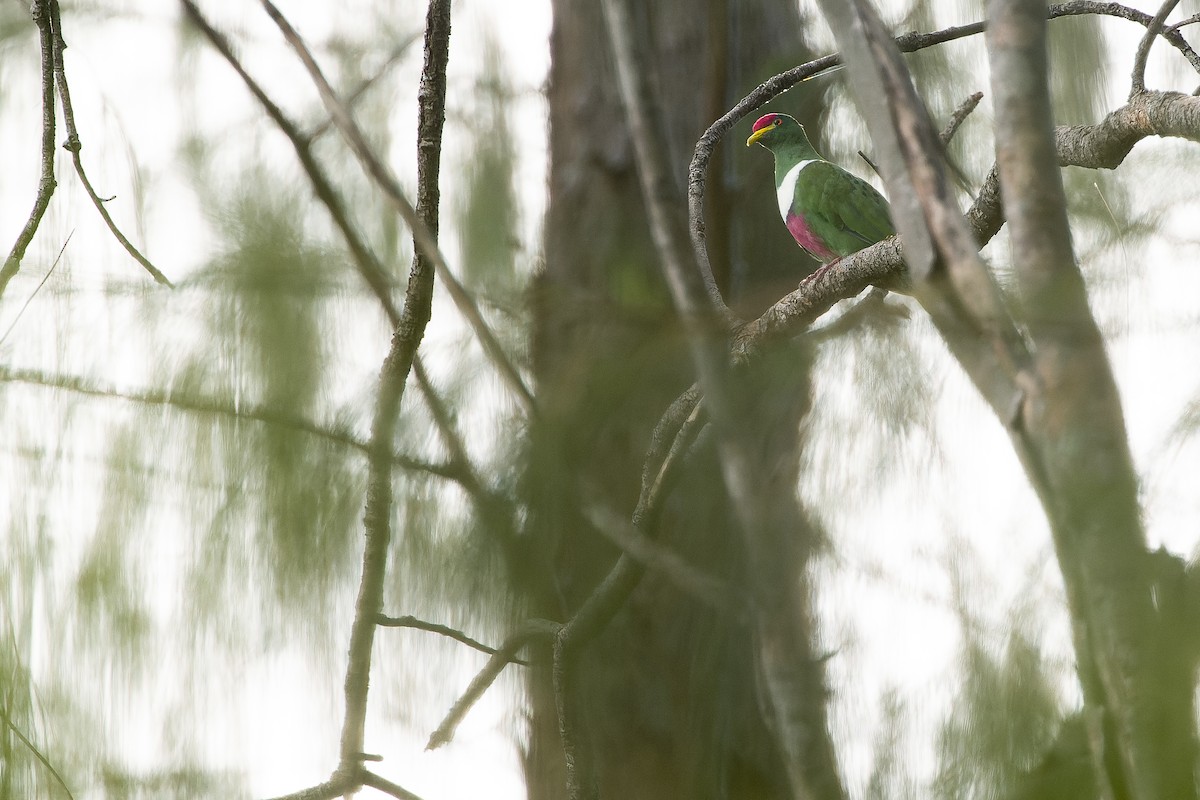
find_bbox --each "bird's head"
[746,113,810,151]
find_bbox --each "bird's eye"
[773,118,781,126]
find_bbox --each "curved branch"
[1131,0,1182,96]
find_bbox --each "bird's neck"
[772,142,822,184]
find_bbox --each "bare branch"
[376,614,530,665]
[334,0,452,770]
[552,390,707,799]
[0,703,75,800]
[584,506,737,614]
[258,0,537,417]
[262,777,354,800]
[0,0,58,301]
[360,770,429,800]
[1131,0,1182,96]
[47,1,171,286]
[940,91,985,143]
[306,35,421,141]
[1165,12,1200,33]
[989,2,1195,798]
[426,619,559,750]
[179,0,400,328]
[0,364,456,479]
[0,232,70,350]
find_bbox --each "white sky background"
[1,0,1200,799]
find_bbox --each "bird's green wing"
[794,161,894,257]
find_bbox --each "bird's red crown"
[750,113,782,133]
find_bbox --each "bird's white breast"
[776,159,818,221]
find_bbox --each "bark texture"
[525,1,827,798]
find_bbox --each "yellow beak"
[746,127,769,147]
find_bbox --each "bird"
[746,112,894,276]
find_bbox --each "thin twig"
[1,0,58,301]
[0,231,70,350]
[306,35,420,141]
[0,364,457,479]
[940,91,985,143]
[1132,0,1182,95]
[259,0,537,417]
[1165,12,1200,33]
[185,6,524,562]
[411,355,522,552]
[376,614,530,665]
[46,0,171,286]
[426,619,559,750]
[180,0,400,327]
[584,506,737,614]
[0,704,75,800]
[412,356,474,482]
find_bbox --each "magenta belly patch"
[785,211,836,262]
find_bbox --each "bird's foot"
[804,257,842,285]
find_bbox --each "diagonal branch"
[0,703,75,800]
[0,0,58,302]
[180,0,400,329]
[376,614,530,665]
[47,0,171,286]
[306,35,421,141]
[552,380,706,798]
[425,618,559,750]
[359,770,428,800]
[259,0,537,417]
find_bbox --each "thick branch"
[990,3,1192,799]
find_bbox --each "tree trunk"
[523,2,832,798]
